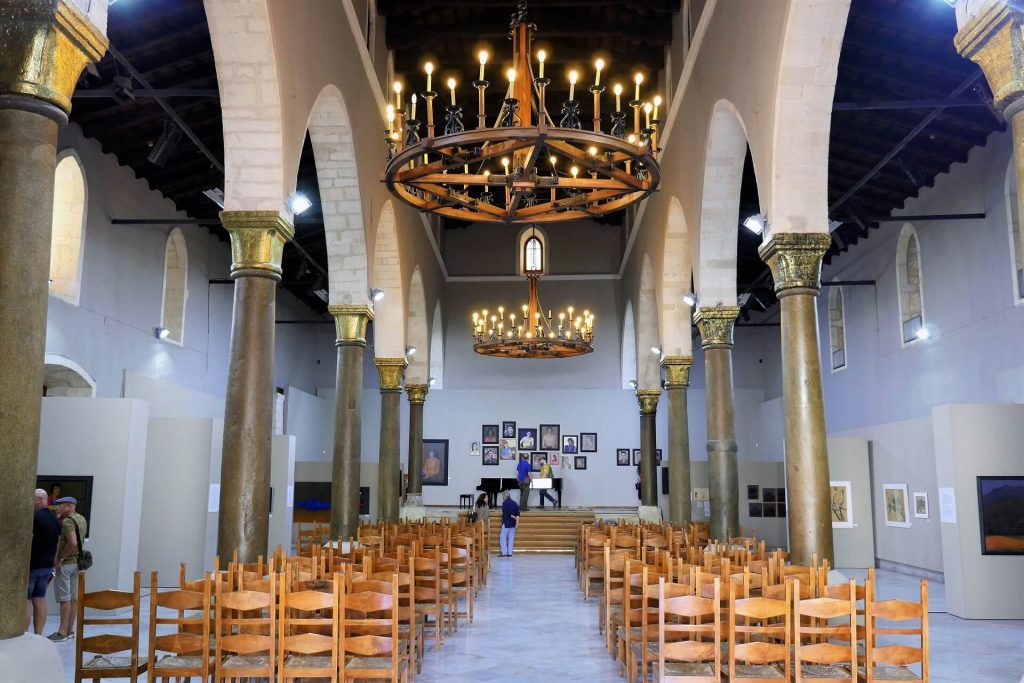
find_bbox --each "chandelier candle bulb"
[644,101,652,128]
[425,62,433,92]
[448,78,456,105]
[594,59,604,86]
[614,83,622,112]
[538,50,546,79]
[634,73,643,101]
[479,50,487,81]
[506,68,515,98]
[569,70,578,100]
[653,95,661,121]
[411,93,417,120]
[394,81,402,110]
[386,104,395,133]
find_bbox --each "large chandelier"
[471,229,594,358]
[382,1,662,224]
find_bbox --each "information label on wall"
[208,484,220,513]
[938,487,956,524]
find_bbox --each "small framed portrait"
[747,484,760,500]
[482,424,499,445]
[470,442,480,456]
[763,488,777,503]
[777,502,787,518]
[481,446,499,466]
[776,488,786,503]
[655,449,663,466]
[763,503,777,518]
[498,439,516,460]
[574,456,588,470]
[562,434,579,454]
[517,427,538,450]
[502,421,517,439]
[530,451,549,472]
[422,439,449,486]
[632,449,641,466]
[580,432,597,453]
[913,491,929,519]
[549,453,560,466]
[749,502,762,517]
[539,424,561,451]
[616,449,631,466]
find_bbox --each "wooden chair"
[147,571,213,682]
[859,579,929,682]
[446,544,474,629]
[412,555,444,650]
[602,547,629,654]
[725,580,792,682]
[656,577,721,682]
[340,573,410,683]
[369,571,423,677]
[214,568,276,682]
[794,578,858,683]
[74,571,147,683]
[277,570,339,683]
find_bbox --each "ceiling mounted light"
[154,326,170,340]
[828,219,843,232]
[428,377,436,386]
[915,326,931,341]
[370,288,386,302]
[738,292,751,307]
[203,187,225,209]
[743,213,767,235]
[147,119,182,167]
[313,288,329,302]
[406,345,417,356]
[288,192,313,215]
[628,379,638,388]
[682,292,697,307]
[651,345,662,356]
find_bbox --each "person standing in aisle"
[499,491,520,557]
[516,453,532,511]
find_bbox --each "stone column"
[328,305,372,540]
[661,356,694,525]
[375,358,407,522]
[0,2,105,642]
[695,305,741,542]
[636,389,662,522]
[216,212,294,562]
[401,383,428,521]
[759,233,834,566]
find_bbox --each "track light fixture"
[651,345,662,356]
[370,288,386,302]
[428,377,436,386]
[743,213,767,235]
[154,326,170,340]
[287,192,313,215]
[682,292,697,307]
[628,379,638,388]
[406,345,417,356]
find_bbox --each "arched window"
[621,301,637,390]
[1005,160,1023,302]
[896,224,925,344]
[517,225,548,275]
[828,287,846,371]
[49,151,88,305]
[160,228,188,345]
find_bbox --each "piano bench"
[459,494,474,509]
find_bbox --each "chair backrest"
[76,571,144,679]
[793,578,857,683]
[341,574,400,675]
[864,579,929,682]
[278,571,338,674]
[148,571,211,679]
[215,572,276,673]
[728,580,791,680]
[659,577,721,680]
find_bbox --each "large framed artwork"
[883,483,911,528]
[422,439,449,486]
[36,476,93,538]
[580,433,597,453]
[481,424,499,445]
[830,481,853,528]
[616,449,630,466]
[517,427,537,450]
[977,476,1024,555]
[482,446,499,466]
[539,424,560,451]
[502,421,517,439]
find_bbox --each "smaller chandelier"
[471,230,594,358]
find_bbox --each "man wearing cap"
[49,496,87,642]
[27,489,61,635]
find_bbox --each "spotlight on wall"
[828,219,843,232]
[738,292,751,307]
[370,288,386,302]
[743,213,767,235]
[287,192,313,215]
[428,377,436,386]
[650,346,662,356]
[682,292,697,307]
[628,379,638,388]
[154,326,170,340]
[915,326,931,341]
[406,345,417,356]
[313,288,329,302]
[147,119,182,167]
[203,187,225,209]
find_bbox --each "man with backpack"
[49,496,88,642]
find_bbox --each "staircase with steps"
[488,509,595,553]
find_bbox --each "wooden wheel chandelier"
[382,0,662,225]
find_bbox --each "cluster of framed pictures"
[747,484,786,518]
[476,421,596,469]
[615,448,664,466]
[882,483,931,529]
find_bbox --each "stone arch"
[769,0,850,232]
[828,286,847,371]
[304,84,369,304]
[372,201,405,358]
[661,197,692,357]
[429,301,444,389]
[205,0,287,212]
[50,149,88,306]
[406,267,429,384]
[1005,159,1023,302]
[896,223,926,344]
[636,254,661,390]
[621,301,637,390]
[696,100,751,307]
[160,227,188,345]
[42,353,96,397]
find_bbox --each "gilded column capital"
[220,211,294,280]
[375,357,407,392]
[694,305,740,349]
[955,2,1024,118]
[758,232,832,296]
[660,355,693,389]
[636,389,661,415]
[329,304,374,346]
[406,383,429,404]
[0,1,108,119]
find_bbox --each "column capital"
[220,211,294,280]
[374,357,407,391]
[406,383,429,404]
[955,2,1024,118]
[0,1,108,120]
[329,304,374,346]
[758,232,832,296]
[660,355,693,388]
[694,305,740,349]
[636,389,661,415]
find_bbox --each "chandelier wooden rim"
[473,337,595,358]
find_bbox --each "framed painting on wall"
[616,449,630,466]
[977,476,1024,555]
[883,483,911,528]
[549,453,560,466]
[499,439,516,460]
[574,456,587,470]
[502,421,517,439]
[913,491,929,519]
[632,449,641,466]
[422,439,449,486]
[763,488,777,503]
[530,452,548,472]
[749,502,762,518]
[562,434,579,454]
[580,433,597,452]
[481,425,499,445]
[747,484,760,500]
[655,449,663,466]
[830,481,853,528]
[482,446,499,466]
[539,424,560,451]
[517,427,537,450]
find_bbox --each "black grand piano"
[476,477,563,508]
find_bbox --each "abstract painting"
[977,476,1024,555]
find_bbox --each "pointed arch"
[372,201,405,357]
[637,254,662,390]
[406,267,429,383]
[896,224,926,345]
[160,227,189,345]
[828,287,846,371]
[661,197,692,357]
[429,300,444,389]
[50,150,88,306]
[621,301,637,390]
[42,353,96,398]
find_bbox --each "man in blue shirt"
[500,491,520,557]
[516,453,532,511]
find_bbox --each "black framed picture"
[655,449,663,466]
[777,502,787,518]
[632,449,641,466]
[530,451,549,472]
[502,421,517,438]
[482,424,499,445]
[616,448,630,466]
[539,424,560,451]
[763,503,777,518]
[776,488,786,503]
[977,476,1024,555]
[422,439,449,486]
[763,488,777,503]
[562,434,579,454]
[580,433,597,453]
[481,446,499,465]
[499,438,516,460]
[517,427,537,450]
[36,476,93,538]
[574,456,587,470]
[747,484,760,500]
[749,502,762,517]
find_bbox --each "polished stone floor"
[42,555,1024,682]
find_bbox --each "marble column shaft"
[405,384,428,503]
[329,305,372,540]
[695,306,741,542]
[217,212,293,563]
[376,358,407,522]
[0,1,105,640]
[637,390,660,507]
[760,233,834,566]
[662,356,693,525]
